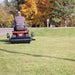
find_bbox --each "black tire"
[31,32,34,37]
[7,33,10,38]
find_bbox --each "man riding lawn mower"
[7,11,35,43]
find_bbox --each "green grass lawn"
[0,28,75,75]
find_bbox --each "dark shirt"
[14,15,26,25]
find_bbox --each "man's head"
[17,11,21,16]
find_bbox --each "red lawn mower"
[7,26,35,43]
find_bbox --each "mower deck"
[10,37,31,43]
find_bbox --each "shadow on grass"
[0,48,75,62]
[0,39,11,44]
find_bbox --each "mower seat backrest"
[14,25,25,31]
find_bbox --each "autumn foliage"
[20,0,55,27]
[0,9,14,27]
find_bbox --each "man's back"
[14,15,26,25]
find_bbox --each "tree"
[0,4,14,28]
[4,0,11,8]
[10,0,25,11]
[20,0,55,27]
[51,0,75,27]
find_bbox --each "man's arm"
[24,17,26,25]
[14,18,16,25]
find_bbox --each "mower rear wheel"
[7,33,10,38]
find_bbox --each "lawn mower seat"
[14,25,27,31]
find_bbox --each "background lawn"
[0,28,75,75]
